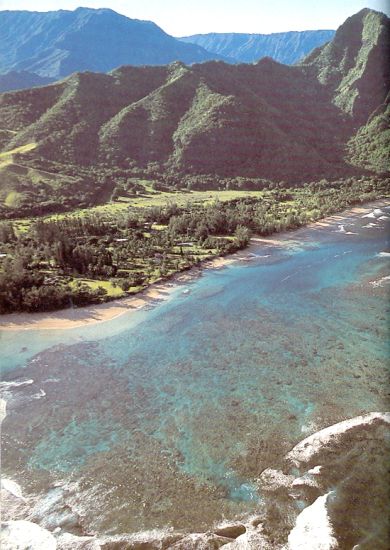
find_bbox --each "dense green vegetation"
[0,176,388,313]
[0,9,388,313]
[0,9,388,221]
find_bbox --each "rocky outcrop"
[286,412,390,468]
[222,525,274,549]
[213,523,246,539]
[287,493,338,550]
[1,520,57,550]
[2,412,389,550]
[57,533,100,550]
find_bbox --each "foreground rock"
[287,493,338,550]
[286,412,390,468]
[1,520,56,549]
[2,412,389,549]
[213,522,246,539]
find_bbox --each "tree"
[234,225,251,248]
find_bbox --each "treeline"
[0,176,389,313]
[4,150,388,220]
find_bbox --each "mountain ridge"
[0,8,388,217]
[179,29,336,65]
[0,7,229,79]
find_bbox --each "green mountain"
[179,30,335,65]
[300,8,390,124]
[0,9,388,217]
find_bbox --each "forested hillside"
[0,8,388,220]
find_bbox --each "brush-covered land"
[0,8,389,313]
[0,9,389,219]
[0,176,388,313]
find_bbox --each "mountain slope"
[300,8,390,124]
[0,8,227,79]
[0,59,352,181]
[179,30,335,64]
[347,94,390,172]
[0,9,388,217]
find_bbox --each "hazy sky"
[0,0,388,35]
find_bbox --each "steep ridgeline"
[0,9,388,216]
[179,30,335,65]
[299,8,390,173]
[0,8,227,80]
[300,8,390,125]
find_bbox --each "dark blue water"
[1,204,389,534]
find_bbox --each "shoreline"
[0,255,237,332]
[0,198,388,332]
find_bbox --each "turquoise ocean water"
[1,205,389,534]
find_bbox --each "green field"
[11,188,265,233]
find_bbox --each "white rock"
[1,520,57,549]
[1,479,26,501]
[223,526,273,549]
[257,468,294,491]
[286,412,390,467]
[56,532,99,549]
[291,475,321,489]
[308,466,322,475]
[287,493,338,550]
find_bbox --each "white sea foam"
[0,379,34,390]
[0,398,6,422]
[287,492,338,549]
[370,275,390,288]
[300,421,318,434]
[378,215,389,220]
[362,211,376,219]
[362,223,377,228]
[377,251,390,257]
[32,389,46,399]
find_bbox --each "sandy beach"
[0,199,388,331]
[0,256,242,331]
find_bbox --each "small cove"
[1,203,389,534]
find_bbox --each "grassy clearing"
[4,191,24,207]
[69,278,125,298]
[6,188,266,231]
[37,189,265,223]
[0,143,37,168]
